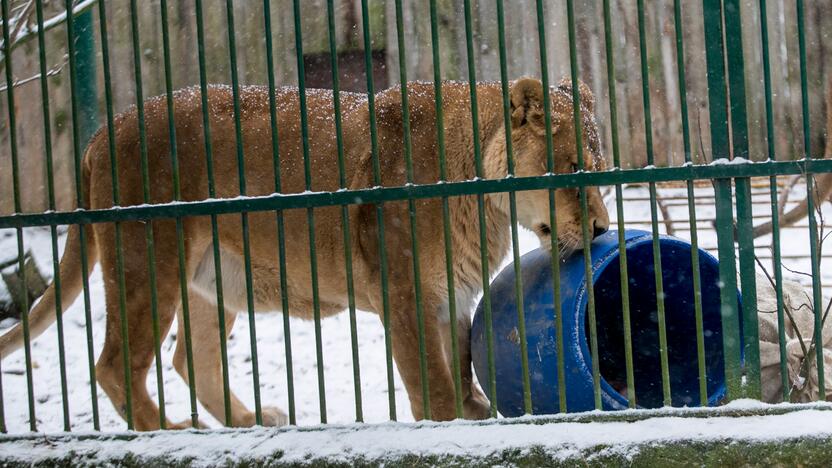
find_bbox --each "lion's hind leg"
[172,289,288,427]
[94,220,181,431]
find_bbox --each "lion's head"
[488,77,610,256]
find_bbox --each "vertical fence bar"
[262,0,296,425]
[601,0,636,408]
[757,0,790,402]
[392,0,431,420]
[354,0,396,421]
[224,0,263,425]
[428,0,463,418]
[1,0,36,431]
[323,0,362,423]
[566,0,604,409]
[702,0,742,400]
[0,357,3,432]
[635,0,671,406]
[95,0,125,432]
[672,0,708,407]
[723,0,761,399]
[64,0,101,430]
[74,10,97,145]
[33,0,70,431]
[534,0,567,412]
[495,0,532,415]
[159,0,200,427]
[193,0,233,426]
[291,0,328,423]
[128,0,166,428]
[462,0,497,418]
[795,0,825,401]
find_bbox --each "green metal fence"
[0,0,830,434]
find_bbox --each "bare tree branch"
[0,0,96,67]
[0,53,65,92]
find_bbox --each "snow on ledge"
[2,403,832,466]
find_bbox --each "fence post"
[73,10,98,146]
[723,0,761,400]
[701,0,743,402]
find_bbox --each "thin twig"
[656,194,675,236]
[755,255,809,358]
[0,54,65,92]
[0,0,34,59]
[778,175,801,217]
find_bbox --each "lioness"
[0,78,609,430]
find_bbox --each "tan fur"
[753,79,832,238]
[0,78,608,430]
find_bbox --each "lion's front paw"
[168,417,208,430]
[463,393,492,420]
[260,406,289,427]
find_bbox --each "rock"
[0,251,49,322]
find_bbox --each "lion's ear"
[510,77,544,128]
[557,78,594,114]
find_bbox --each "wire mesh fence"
[0,0,829,434]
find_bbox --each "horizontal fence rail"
[0,161,831,228]
[0,0,829,439]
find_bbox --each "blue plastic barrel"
[471,229,739,417]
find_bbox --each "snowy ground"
[0,183,829,434]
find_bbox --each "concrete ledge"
[2,403,831,467]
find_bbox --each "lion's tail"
[0,142,98,358]
[753,78,832,238]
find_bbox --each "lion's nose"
[592,220,609,239]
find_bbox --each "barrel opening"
[587,239,728,408]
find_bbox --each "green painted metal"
[723,0,761,399]
[635,0,671,407]
[73,10,97,147]
[757,0,789,402]
[194,0,233,426]
[1,0,36,429]
[566,0,604,410]
[428,0,463,419]
[93,0,119,431]
[326,0,363,423]
[1,160,830,231]
[63,0,101,430]
[795,0,825,402]
[0,359,4,432]
[291,0,328,424]
[127,0,166,428]
[714,180,743,400]
[535,0,567,412]
[702,0,743,401]
[463,0,498,419]
[158,0,200,428]
[223,0,263,426]
[34,0,70,431]
[392,0,431,421]
[261,0,297,426]
[495,0,532,415]
[602,0,635,409]
[353,0,397,422]
[672,0,707,407]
